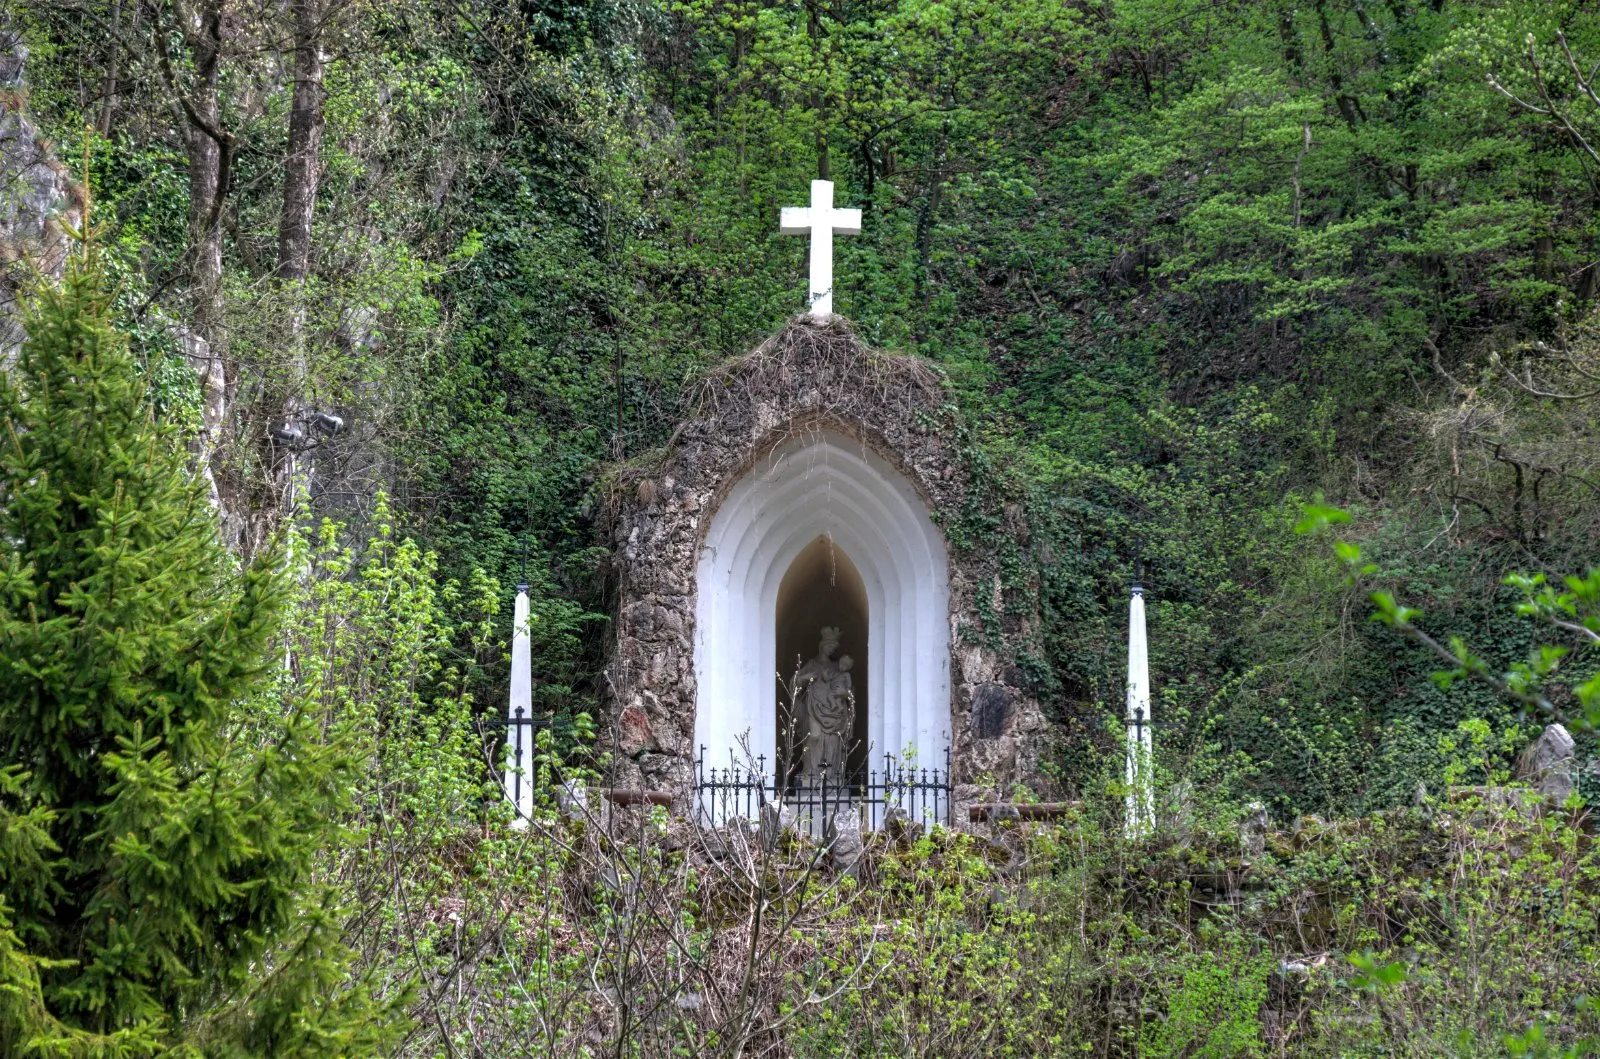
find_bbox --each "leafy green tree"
[1299,500,1600,736]
[0,260,400,1056]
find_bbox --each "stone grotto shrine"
[598,316,1053,826]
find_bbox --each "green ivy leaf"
[1293,503,1352,536]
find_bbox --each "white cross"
[780,180,861,319]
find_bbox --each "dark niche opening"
[775,535,868,786]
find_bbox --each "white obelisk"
[1125,577,1155,835]
[506,582,534,828]
[780,180,862,319]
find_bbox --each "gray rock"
[0,33,82,365]
[829,807,863,871]
[310,411,344,435]
[703,816,758,859]
[617,703,657,758]
[1519,724,1577,803]
[558,778,588,820]
[1240,802,1269,858]
[337,305,382,354]
[0,31,24,87]
[884,804,927,842]
[758,799,794,850]
[971,682,1015,739]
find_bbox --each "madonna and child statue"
[790,625,856,779]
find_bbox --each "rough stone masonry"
[601,316,1057,819]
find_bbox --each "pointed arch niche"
[694,428,951,779]
[776,537,869,781]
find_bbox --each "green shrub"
[0,260,400,1056]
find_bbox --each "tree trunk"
[96,0,122,137]
[1314,0,1359,130]
[164,0,233,361]
[913,127,948,314]
[1277,4,1303,77]
[184,19,226,343]
[272,0,328,526]
[161,0,239,545]
[185,6,229,478]
[276,0,325,283]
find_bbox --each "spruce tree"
[0,260,398,1056]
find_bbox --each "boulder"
[1518,724,1576,803]
[829,808,863,871]
[883,805,924,843]
[758,799,794,850]
[1240,802,1269,858]
[557,778,588,821]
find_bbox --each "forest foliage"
[16,0,1600,812]
[7,0,1600,1051]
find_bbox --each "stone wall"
[602,317,1056,816]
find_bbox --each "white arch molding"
[694,428,951,786]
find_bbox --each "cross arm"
[779,207,812,235]
[779,205,862,235]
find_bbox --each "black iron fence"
[487,706,546,814]
[694,748,952,831]
[486,707,601,808]
[488,711,953,832]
